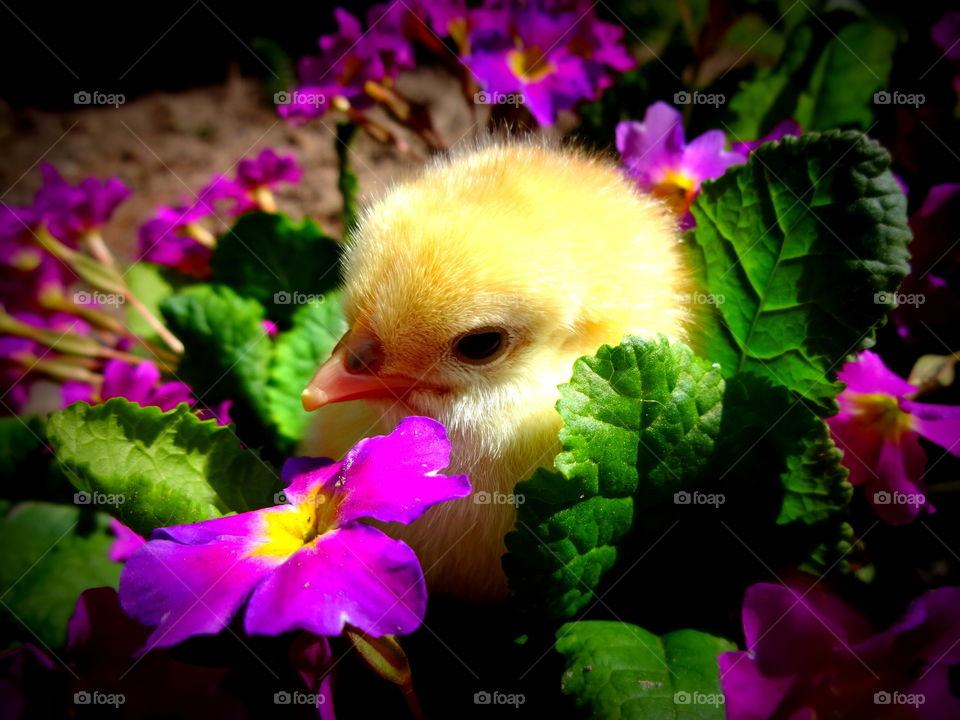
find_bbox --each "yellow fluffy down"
[303,139,695,601]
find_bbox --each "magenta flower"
[61,358,194,411]
[108,518,146,563]
[729,119,801,155]
[720,579,960,719]
[119,417,471,649]
[464,1,634,125]
[230,149,302,214]
[283,6,417,121]
[0,206,74,314]
[32,164,130,244]
[617,102,745,224]
[826,351,960,524]
[932,12,960,61]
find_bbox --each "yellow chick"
[301,140,694,602]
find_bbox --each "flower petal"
[331,416,471,525]
[901,400,960,456]
[120,513,282,650]
[244,524,425,638]
[718,650,795,720]
[837,350,916,397]
[865,432,929,524]
[826,413,883,487]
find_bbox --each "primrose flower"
[464,1,635,125]
[720,579,960,719]
[0,206,74,314]
[119,416,471,648]
[826,350,960,524]
[61,358,194,411]
[32,164,130,244]
[230,149,302,214]
[617,102,745,224]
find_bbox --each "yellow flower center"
[253,489,341,558]
[652,171,699,215]
[846,392,915,441]
[507,47,555,83]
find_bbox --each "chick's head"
[302,142,694,457]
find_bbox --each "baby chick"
[301,140,694,602]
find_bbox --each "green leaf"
[687,130,911,413]
[556,621,734,719]
[266,294,347,448]
[124,262,176,344]
[210,212,341,325]
[505,336,724,621]
[160,284,277,450]
[794,22,896,131]
[45,399,281,536]
[0,502,120,648]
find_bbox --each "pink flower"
[826,350,960,524]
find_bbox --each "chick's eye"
[453,327,509,364]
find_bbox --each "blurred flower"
[61,358,193,411]
[617,102,744,225]
[0,587,244,718]
[826,350,960,524]
[197,398,234,426]
[33,164,130,244]
[720,579,960,719]
[729,119,801,155]
[108,518,146,563]
[932,12,960,61]
[0,206,74,314]
[119,417,471,649]
[465,1,634,125]
[230,149,302,214]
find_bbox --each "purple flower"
[196,398,234,426]
[33,164,130,244]
[119,416,471,649]
[464,1,634,125]
[826,351,960,524]
[617,102,745,223]
[284,6,417,121]
[0,206,74,314]
[61,359,194,412]
[729,119,801,155]
[108,518,146,563]
[230,149,302,213]
[720,579,960,719]
[932,12,960,61]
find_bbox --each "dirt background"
[0,65,484,256]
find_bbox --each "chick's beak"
[301,330,422,411]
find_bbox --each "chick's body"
[303,141,693,601]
